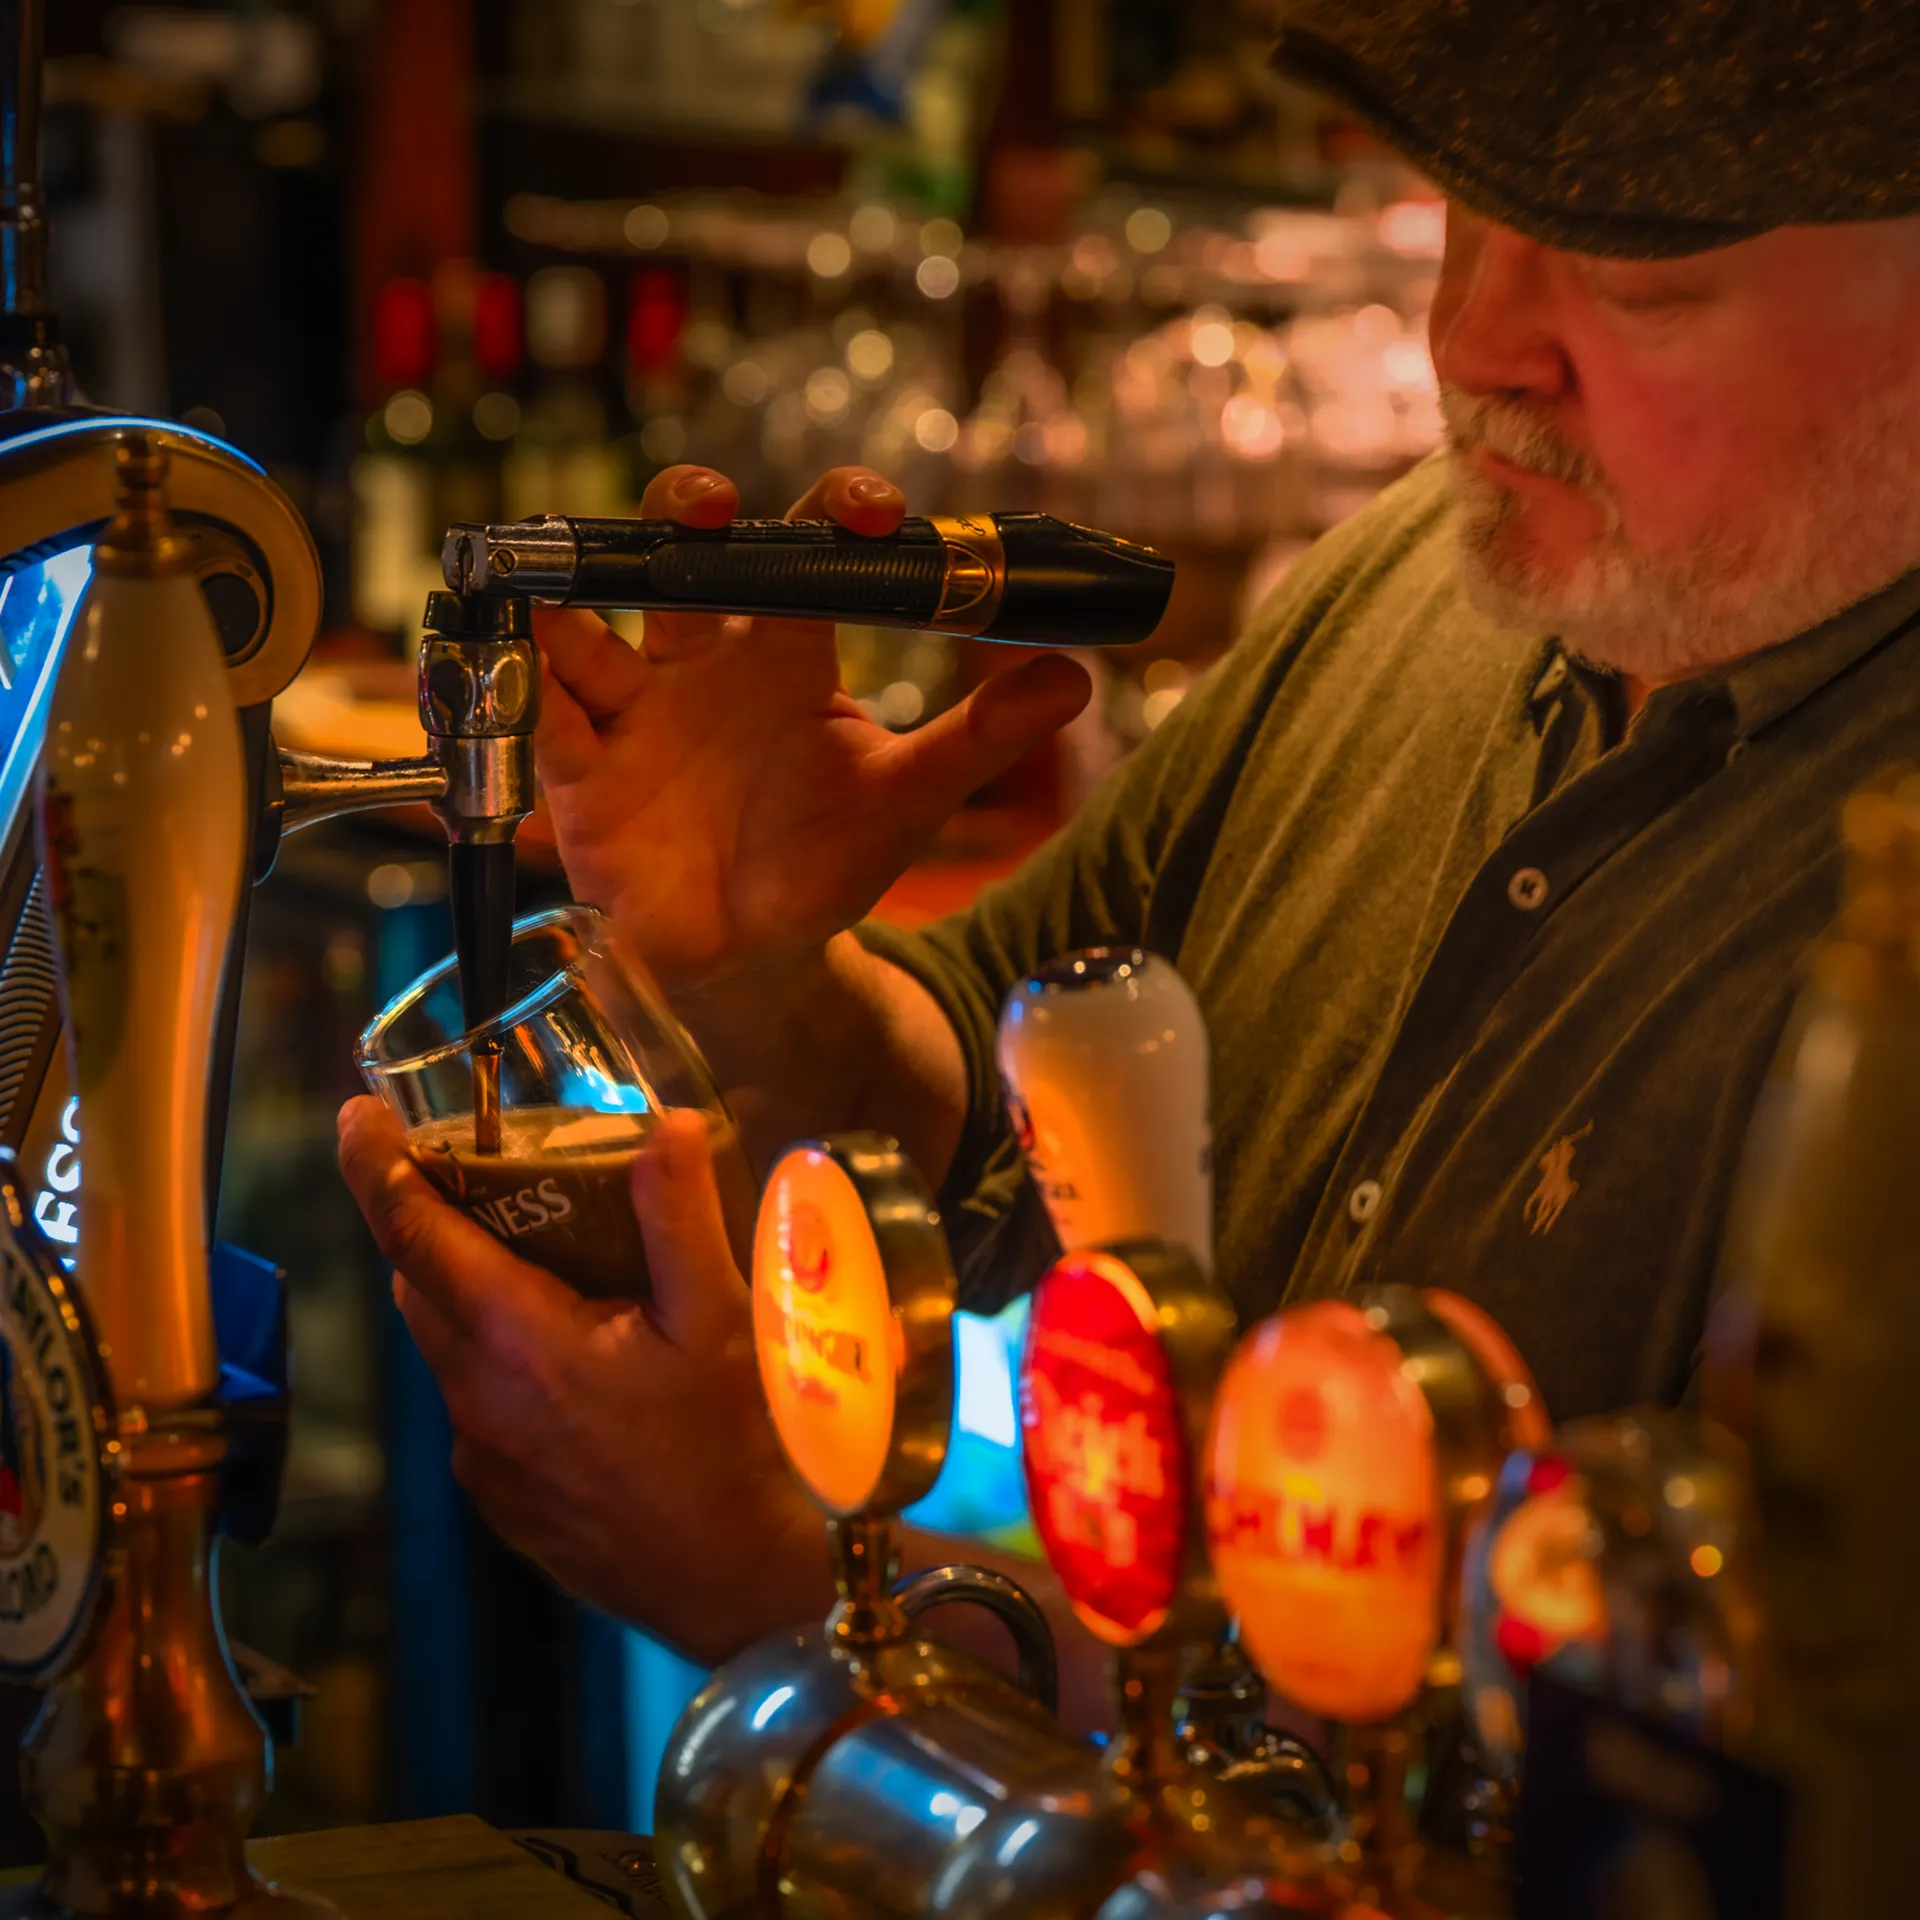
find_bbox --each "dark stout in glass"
[407,1105,752,1299]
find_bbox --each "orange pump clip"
[1204,1300,1444,1724]
[753,1146,906,1515]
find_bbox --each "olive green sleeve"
[854,461,1450,1304]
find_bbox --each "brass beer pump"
[9,441,336,1916]
[653,1133,1124,1920]
[1105,1287,1551,1920]
[1010,1239,1331,1917]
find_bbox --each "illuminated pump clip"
[1017,1239,1333,1920]
[1458,1409,1758,1795]
[999,945,1325,1810]
[656,1133,1104,1920]
[1173,1289,1551,1920]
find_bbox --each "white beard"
[1442,379,1920,683]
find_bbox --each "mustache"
[1440,386,1608,492]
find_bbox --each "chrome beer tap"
[999,949,1333,1823]
[654,1133,1129,1920]
[262,589,539,1098]
[262,510,1177,1062]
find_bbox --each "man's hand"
[336,1095,832,1663]
[534,464,1091,996]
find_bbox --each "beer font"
[653,1133,1097,1920]
[998,948,1215,1268]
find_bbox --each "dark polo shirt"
[858,455,1920,1421]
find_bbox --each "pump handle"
[895,1563,1059,1715]
[444,511,1175,648]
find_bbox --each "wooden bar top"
[0,1817,672,1918]
[251,1815,627,1916]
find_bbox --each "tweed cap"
[1272,0,1920,258]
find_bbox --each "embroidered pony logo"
[1524,1123,1593,1237]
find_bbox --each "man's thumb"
[631,1110,751,1348]
[888,654,1091,824]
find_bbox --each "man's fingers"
[631,1109,750,1351]
[534,605,650,721]
[337,1097,575,1341]
[542,469,742,683]
[394,1272,466,1377]
[535,659,601,785]
[640,464,739,525]
[786,467,907,538]
[883,654,1092,828]
[630,467,744,665]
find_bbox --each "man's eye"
[1588,270,1708,313]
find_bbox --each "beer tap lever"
[443,509,1176,648]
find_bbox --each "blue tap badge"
[0,1148,113,1683]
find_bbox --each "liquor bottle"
[350,276,439,647]
[425,261,498,537]
[503,265,624,521]
[473,270,525,451]
[1706,777,1920,1920]
[620,263,690,499]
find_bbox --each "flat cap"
[1273,0,1920,257]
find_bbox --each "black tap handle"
[574,516,951,626]
[448,512,1176,648]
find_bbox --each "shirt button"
[1348,1179,1383,1224]
[1507,866,1550,911]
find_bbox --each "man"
[339,0,1920,1668]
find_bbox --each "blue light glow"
[749,1683,796,1732]
[0,413,265,479]
[904,1295,1032,1542]
[996,1817,1041,1866]
[0,547,92,862]
[954,1308,1018,1447]
[555,1064,654,1115]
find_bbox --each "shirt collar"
[1527,563,1920,743]
[1526,645,1625,742]
[1714,565,1920,738]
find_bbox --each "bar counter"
[0,1818,671,1917]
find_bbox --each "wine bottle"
[1706,777,1920,1920]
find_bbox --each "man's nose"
[1430,209,1570,398]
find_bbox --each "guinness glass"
[357,905,755,1299]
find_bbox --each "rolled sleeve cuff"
[851,917,1060,1312]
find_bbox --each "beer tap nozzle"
[415,589,538,1143]
[264,586,535,1153]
